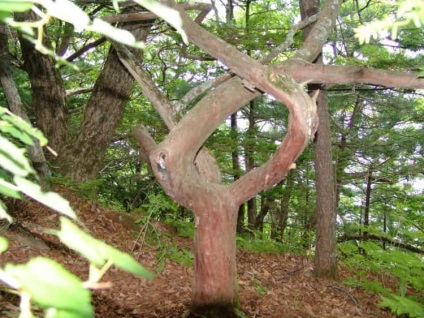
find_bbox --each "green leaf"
[56,217,154,279]
[0,122,34,145]
[0,178,22,199]
[2,112,48,146]
[380,295,424,318]
[4,257,93,317]
[13,177,77,219]
[0,200,13,223]
[0,237,9,254]
[0,136,34,176]
[133,0,188,44]
[0,0,33,13]
[43,0,90,32]
[89,19,145,49]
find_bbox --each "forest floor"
[0,186,396,318]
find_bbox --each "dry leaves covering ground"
[0,186,395,318]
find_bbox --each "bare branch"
[66,37,106,62]
[102,3,212,23]
[274,60,424,89]
[113,41,177,129]
[66,87,93,97]
[261,14,318,64]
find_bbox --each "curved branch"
[159,0,317,152]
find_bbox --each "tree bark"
[191,200,238,316]
[16,12,69,154]
[0,23,50,182]
[56,25,151,182]
[300,0,338,279]
[245,102,257,229]
[312,88,338,279]
[363,166,373,238]
[230,112,246,233]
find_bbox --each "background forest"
[0,0,423,317]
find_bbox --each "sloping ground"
[0,186,395,318]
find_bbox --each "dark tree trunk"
[271,172,294,241]
[56,26,150,182]
[16,11,151,183]
[336,96,361,205]
[245,101,257,229]
[230,112,245,233]
[300,0,338,279]
[0,24,50,182]
[363,166,372,238]
[254,193,272,233]
[16,12,69,154]
[312,89,338,279]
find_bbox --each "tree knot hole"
[156,151,168,175]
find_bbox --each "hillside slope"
[0,186,394,317]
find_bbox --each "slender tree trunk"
[363,166,372,238]
[245,101,257,229]
[254,193,272,233]
[336,95,361,205]
[312,89,338,279]
[271,172,294,241]
[300,0,338,279]
[231,112,245,233]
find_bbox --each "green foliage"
[56,217,153,279]
[237,233,288,254]
[165,218,194,238]
[341,241,424,317]
[251,278,269,295]
[156,244,194,267]
[355,0,424,44]
[2,257,94,317]
[0,108,75,222]
[380,295,424,318]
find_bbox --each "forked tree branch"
[113,41,222,183]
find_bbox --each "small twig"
[327,284,361,308]
[261,14,318,64]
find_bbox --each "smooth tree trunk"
[131,1,344,315]
[231,112,246,233]
[192,197,238,316]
